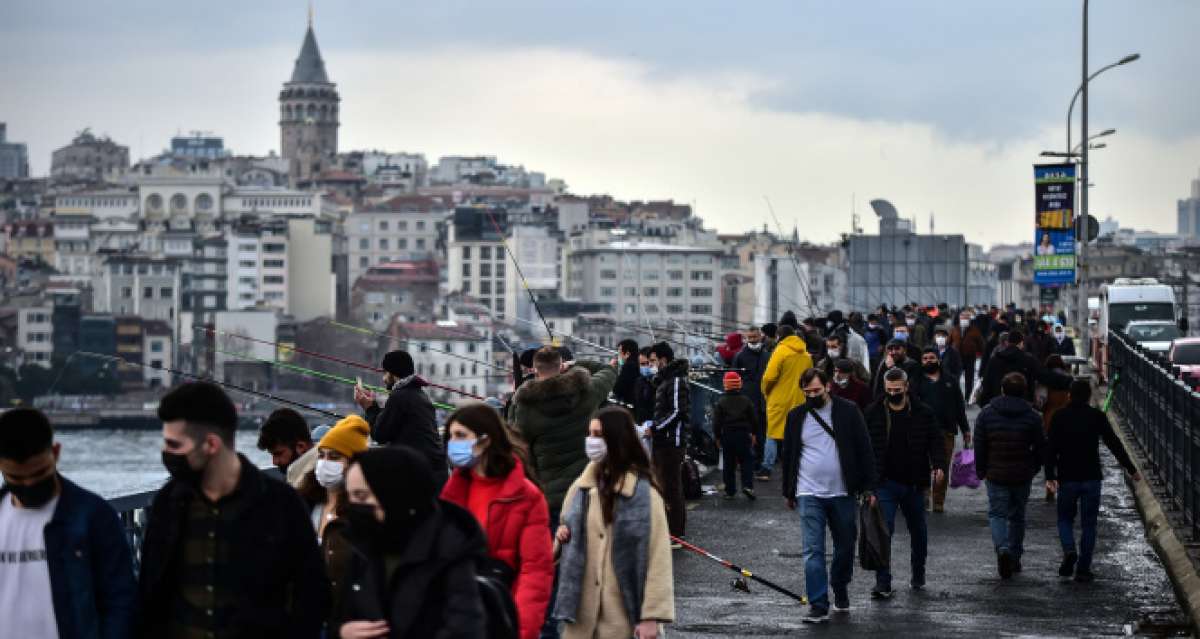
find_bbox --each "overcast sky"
[2,1,1198,247]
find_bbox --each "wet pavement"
[672,407,1187,637]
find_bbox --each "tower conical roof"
[290,26,329,84]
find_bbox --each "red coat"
[441,457,553,639]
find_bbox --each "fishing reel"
[731,577,751,594]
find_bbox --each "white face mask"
[315,459,345,489]
[905,318,916,327]
[834,376,850,387]
[747,342,762,351]
[935,336,947,348]
[827,348,841,359]
[960,319,970,329]
[585,436,607,463]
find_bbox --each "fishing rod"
[200,327,487,401]
[483,207,553,342]
[671,536,808,605]
[764,195,821,317]
[213,347,458,411]
[74,351,345,419]
[324,320,506,371]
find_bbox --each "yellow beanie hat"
[318,415,371,458]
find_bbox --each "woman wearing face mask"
[336,446,486,639]
[440,404,553,639]
[553,407,674,639]
[296,415,369,621]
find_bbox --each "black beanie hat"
[381,350,415,378]
[779,310,799,329]
[354,446,437,547]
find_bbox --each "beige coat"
[559,462,675,639]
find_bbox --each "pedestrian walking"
[974,372,1045,579]
[830,359,872,411]
[354,349,447,484]
[872,338,923,400]
[647,342,690,542]
[141,382,330,638]
[918,348,971,512]
[952,310,987,401]
[1050,323,1077,357]
[978,331,1040,407]
[335,446,487,639]
[817,333,870,383]
[733,326,771,469]
[1045,380,1141,583]
[932,326,964,384]
[863,368,946,597]
[781,369,877,623]
[760,325,813,481]
[441,403,555,639]
[553,406,674,639]
[0,407,137,639]
[713,372,759,500]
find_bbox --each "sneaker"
[1059,552,1078,577]
[911,572,926,590]
[1074,569,1095,583]
[1013,558,1023,574]
[801,608,829,624]
[832,592,851,613]
[742,488,757,501]
[870,588,894,600]
[931,504,945,513]
[998,551,1015,580]
[756,473,771,482]
[723,493,736,500]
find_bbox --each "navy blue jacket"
[0,475,138,639]
[974,395,1045,485]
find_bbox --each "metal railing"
[1108,329,1200,540]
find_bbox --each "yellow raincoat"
[761,335,814,440]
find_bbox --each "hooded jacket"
[977,345,1040,407]
[364,377,447,483]
[716,332,744,365]
[651,358,691,449]
[508,362,617,514]
[732,343,771,414]
[973,395,1045,485]
[761,335,813,440]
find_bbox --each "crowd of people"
[0,301,1143,636]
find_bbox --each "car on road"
[1125,320,1182,355]
[1168,337,1200,386]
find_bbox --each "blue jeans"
[761,438,781,473]
[986,480,1032,559]
[541,512,561,639]
[874,480,928,589]
[798,495,857,613]
[1057,480,1102,571]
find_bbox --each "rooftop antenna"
[929,211,934,235]
[308,0,314,27]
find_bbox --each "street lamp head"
[1119,53,1141,65]
[1089,142,1107,150]
[1097,128,1116,137]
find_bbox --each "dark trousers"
[752,405,767,466]
[963,356,977,400]
[1057,480,1102,572]
[720,431,755,495]
[875,479,929,589]
[540,510,561,639]
[653,445,686,537]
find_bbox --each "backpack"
[476,557,519,639]
[681,455,703,500]
[687,427,720,467]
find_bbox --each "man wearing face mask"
[781,369,877,623]
[354,349,447,485]
[829,359,871,411]
[817,334,870,385]
[862,315,889,371]
[918,348,971,513]
[734,327,771,465]
[1050,323,1076,356]
[611,338,642,407]
[0,408,137,639]
[139,382,330,639]
[863,368,946,597]
[872,338,923,401]
[931,326,963,384]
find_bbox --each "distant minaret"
[929,211,935,235]
[279,5,340,184]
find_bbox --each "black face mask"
[345,503,386,545]
[807,394,828,410]
[7,474,57,508]
[161,450,204,486]
[923,362,941,374]
[886,392,907,407]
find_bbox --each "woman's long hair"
[446,403,537,484]
[296,468,349,517]
[594,406,661,525]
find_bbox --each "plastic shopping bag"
[950,448,980,489]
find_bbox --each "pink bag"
[950,449,980,489]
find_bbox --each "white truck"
[1099,278,1178,337]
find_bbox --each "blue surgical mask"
[640,366,655,378]
[447,439,479,468]
[894,331,908,342]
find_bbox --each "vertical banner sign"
[1033,163,1076,286]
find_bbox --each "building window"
[359,239,369,250]
[417,221,426,230]
[690,271,713,281]
[460,364,466,376]
[264,259,284,268]
[379,220,388,231]
[666,304,684,314]
[496,298,505,313]
[160,287,173,299]
[462,247,471,260]
[463,281,471,293]
[690,304,713,315]
[264,275,284,284]
[398,239,407,249]
[644,271,659,280]
[416,239,426,249]
[644,287,658,297]
[151,341,164,353]
[143,286,153,299]
[263,243,285,253]
[690,287,712,298]
[359,222,370,233]
[462,263,471,277]
[667,287,683,298]
[646,304,660,314]
[480,281,492,294]
[497,263,505,277]
[600,269,618,280]
[668,270,684,280]
[624,304,637,315]
[239,260,255,268]
[359,256,369,267]
[468,342,477,354]
[480,263,491,277]
[600,287,615,297]
[624,287,637,296]
[398,221,408,231]
[480,246,492,260]
[379,239,389,250]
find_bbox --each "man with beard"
[872,338,923,401]
[733,326,771,467]
[355,350,447,485]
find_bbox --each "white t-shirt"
[796,403,848,498]
[0,493,61,639]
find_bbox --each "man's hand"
[931,469,945,485]
[1046,480,1059,494]
[353,386,376,411]
[884,354,895,369]
[1128,470,1142,482]
[962,431,972,448]
[340,621,390,639]
[635,620,659,639]
[786,498,797,511]
[555,525,571,545]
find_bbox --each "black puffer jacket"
[712,390,758,440]
[977,345,1039,407]
[974,395,1045,485]
[334,500,486,639]
[863,399,946,489]
[651,358,691,449]
[508,362,616,514]
[365,378,447,483]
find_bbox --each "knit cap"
[318,415,371,458]
[723,372,742,391]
